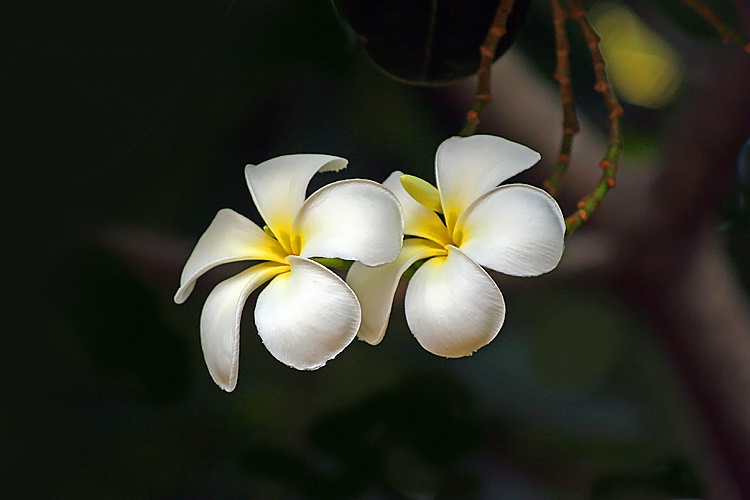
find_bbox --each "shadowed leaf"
[334,0,532,85]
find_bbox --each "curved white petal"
[175,209,288,304]
[435,135,541,232]
[382,171,451,247]
[294,179,404,266]
[405,246,505,357]
[346,238,447,345]
[255,256,361,370]
[200,262,289,391]
[455,184,565,277]
[245,154,348,251]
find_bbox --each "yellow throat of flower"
[400,174,461,248]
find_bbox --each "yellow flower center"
[400,174,457,251]
[261,224,297,265]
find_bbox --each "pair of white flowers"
[175,135,565,391]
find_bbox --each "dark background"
[3,0,750,497]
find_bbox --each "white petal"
[435,135,541,232]
[200,262,289,391]
[455,184,565,277]
[346,238,447,345]
[294,179,404,266]
[174,209,287,304]
[245,154,348,251]
[382,171,451,247]
[405,246,505,357]
[255,256,361,370]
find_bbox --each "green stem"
[311,258,354,271]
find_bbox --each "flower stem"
[544,0,579,199]
[563,0,623,236]
[459,0,516,137]
[311,258,353,271]
[681,0,750,53]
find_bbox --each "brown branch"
[459,0,516,137]
[681,0,750,53]
[563,0,624,235]
[543,0,579,198]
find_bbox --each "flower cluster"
[175,135,565,391]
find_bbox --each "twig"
[564,0,623,235]
[544,0,579,198]
[459,0,516,137]
[681,0,750,53]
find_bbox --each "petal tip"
[215,377,237,392]
[173,284,193,304]
[356,324,387,346]
[321,157,348,172]
[285,357,329,371]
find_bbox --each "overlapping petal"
[346,238,447,345]
[382,171,451,246]
[200,262,290,391]
[405,246,505,357]
[175,209,288,304]
[455,184,565,276]
[294,179,404,266]
[255,256,361,370]
[435,135,541,232]
[245,154,348,251]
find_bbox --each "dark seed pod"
[334,0,533,85]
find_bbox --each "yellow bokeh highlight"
[591,2,684,108]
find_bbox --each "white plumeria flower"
[175,154,403,391]
[347,135,565,357]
